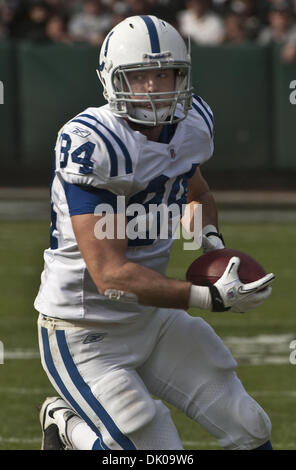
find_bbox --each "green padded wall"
[4,41,296,176]
[272,45,296,169]
[17,42,105,171]
[0,41,18,168]
[191,44,272,170]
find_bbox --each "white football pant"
[38,310,271,450]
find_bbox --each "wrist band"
[189,284,212,310]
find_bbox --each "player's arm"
[71,212,273,313]
[186,166,218,228]
[71,212,274,313]
[71,212,202,309]
[184,167,225,252]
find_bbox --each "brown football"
[186,248,266,286]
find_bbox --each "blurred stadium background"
[0,0,296,451]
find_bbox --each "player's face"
[125,68,176,108]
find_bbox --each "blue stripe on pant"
[41,326,137,450]
[41,327,108,450]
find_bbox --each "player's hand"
[209,257,275,313]
[202,225,225,253]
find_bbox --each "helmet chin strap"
[129,105,171,126]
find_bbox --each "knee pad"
[235,394,272,443]
[190,373,271,450]
[218,392,272,450]
[91,369,156,436]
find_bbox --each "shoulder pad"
[55,109,135,195]
[190,95,214,140]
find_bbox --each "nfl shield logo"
[169,147,176,159]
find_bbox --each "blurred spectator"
[229,0,264,39]
[121,0,149,16]
[212,0,231,14]
[177,0,225,45]
[18,1,50,42]
[43,0,64,14]
[258,0,296,62]
[110,1,131,27]
[68,0,112,46]
[0,0,294,54]
[45,13,72,43]
[0,1,22,39]
[223,11,248,42]
[0,1,15,38]
[145,0,185,28]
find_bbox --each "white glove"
[202,224,225,253]
[209,257,275,313]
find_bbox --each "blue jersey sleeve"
[64,183,120,216]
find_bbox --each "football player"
[35,15,274,450]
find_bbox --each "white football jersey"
[34,96,214,322]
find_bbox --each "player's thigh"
[138,311,271,449]
[37,315,183,450]
[138,310,237,403]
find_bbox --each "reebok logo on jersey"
[169,147,176,159]
[71,126,91,138]
[83,333,107,344]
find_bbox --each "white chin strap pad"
[131,106,170,124]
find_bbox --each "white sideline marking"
[183,440,217,448]
[0,436,40,444]
[224,333,295,365]
[4,350,40,360]
[249,390,296,398]
[3,333,295,365]
[225,333,294,346]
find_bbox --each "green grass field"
[0,220,295,450]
